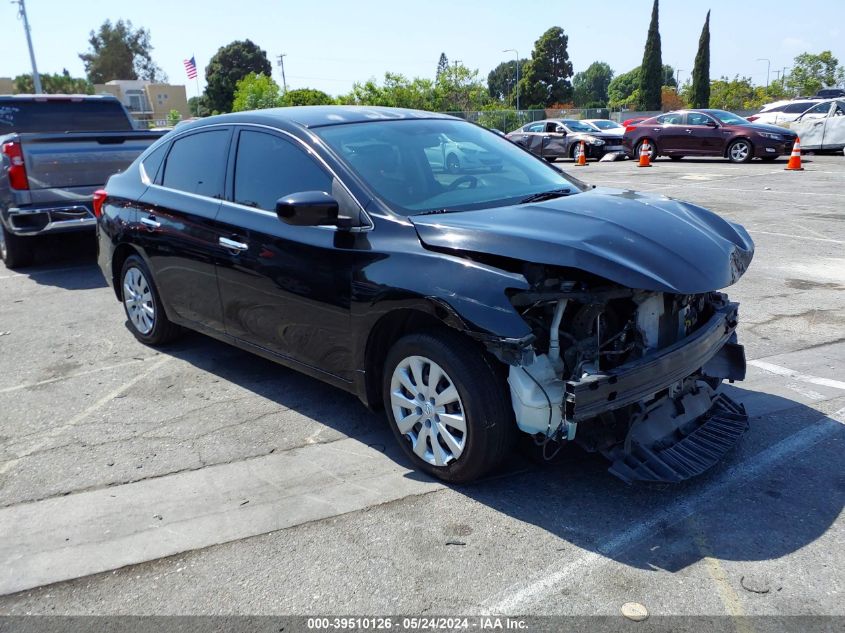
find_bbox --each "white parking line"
[748,360,845,391]
[482,406,845,615]
[0,358,150,395]
[0,356,170,476]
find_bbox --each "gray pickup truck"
[0,94,166,268]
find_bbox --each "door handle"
[685,129,692,133]
[140,216,160,229]
[219,236,248,252]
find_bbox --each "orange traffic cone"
[785,138,804,171]
[574,140,588,166]
[638,140,652,167]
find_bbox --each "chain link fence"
[442,108,614,133]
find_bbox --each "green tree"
[487,59,527,103]
[608,65,674,109]
[14,70,93,94]
[166,109,182,126]
[436,53,449,80]
[639,0,663,110]
[434,63,489,111]
[79,19,165,83]
[786,51,845,96]
[340,73,435,110]
[205,39,272,113]
[188,95,211,117]
[690,11,711,108]
[706,76,757,110]
[231,73,281,111]
[519,27,574,107]
[572,61,614,108]
[281,88,335,106]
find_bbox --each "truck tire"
[0,224,34,269]
[382,329,514,483]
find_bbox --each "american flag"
[183,56,198,80]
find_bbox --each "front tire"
[0,224,34,269]
[727,139,753,163]
[382,330,513,483]
[120,254,181,345]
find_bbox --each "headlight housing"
[759,132,782,140]
[588,137,605,146]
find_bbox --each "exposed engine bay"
[504,264,749,483]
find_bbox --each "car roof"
[179,106,456,132]
[0,94,120,101]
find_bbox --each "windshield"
[590,120,621,130]
[314,119,583,216]
[560,120,596,133]
[709,110,749,125]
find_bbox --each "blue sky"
[2,0,843,97]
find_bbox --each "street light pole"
[757,58,771,89]
[276,54,287,93]
[675,68,684,92]
[503,49,519,111]
[13,0,42,94]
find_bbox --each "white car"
[583,118,625,133]
[787,99,845,151]
[747,100,818,126]
[424,133,503,173]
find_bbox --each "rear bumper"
[564,300,743,422]
[1,204,95,236]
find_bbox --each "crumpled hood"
[410,187,754,294]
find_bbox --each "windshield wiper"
[415,208,457,216]
[519,188,572,204]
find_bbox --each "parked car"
[813,88,845,99]
[623,109,798,162]
[423,132,503,172]
[506,119,625,161]
[98,106,753,484]
[0,95,166,268]
[746,100,817,125]
[787,99,845,151]
[583,118,625,133]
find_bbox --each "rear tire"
[382,330,514,483]
[635,139,657,161]
[544,156,556,163]
[0,224,34,269]
[669,155,684,161]
[119,254,181,346]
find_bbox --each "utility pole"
[757,58,770,89]
[675,68,684,92]
[773,70,782,84]
[276,54,287,93]
[503,49,520,111]
[13,0,42,94]
[781,66,788,88]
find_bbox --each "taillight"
[92,189,108,218]
[2,142,29,190]
[747,115,759,122]
[625,125,637,133]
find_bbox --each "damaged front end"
[504,266,748,484]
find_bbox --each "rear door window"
[161,129,230,198]
[0,98,133,132]
[656,113,683,124]
[233,130,332,211]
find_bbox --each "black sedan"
[96,106,753,484]
[506,118,626,161]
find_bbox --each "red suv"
[623,109,797,163]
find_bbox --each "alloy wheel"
[123,266,155,335]
[729,140,751,162]
[390,355,467,467]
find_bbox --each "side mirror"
[276,191,348,228]
[705,120,718,128]
[555,126,567,134]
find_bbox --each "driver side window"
[687,112,715,126]
[527,123,545,133]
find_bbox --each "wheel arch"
[110,242,142,301]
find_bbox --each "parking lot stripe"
[482,406,845,615]
[748,360,845,391]
[0,356,171,477]
[0,358,150,395]
[0,434,442,596]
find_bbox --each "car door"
[135,127,232,332]
[684,112,724,155]
[649,113,685,153]
[793,102,832,149]
[821,101,845,150]
[215,127,360,378]
[514,122,545,153]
